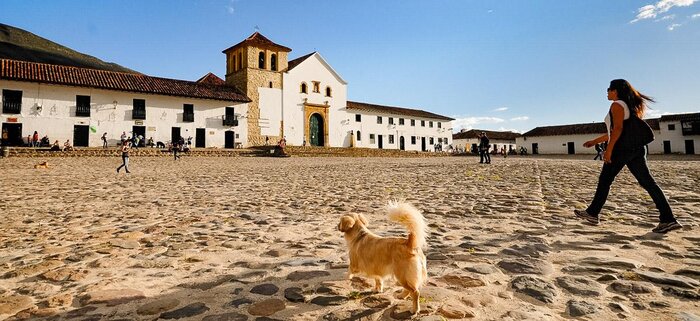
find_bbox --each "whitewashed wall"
[349,111,452,151]
[514,131,665,155]
[1,80,248,148]
[258,87,282,137]
[657,120,699,154]
[282,53,350,147]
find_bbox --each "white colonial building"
[515,112,699,155]
[223,32,453,150]
[1,60,250,148]
[1,31,453,150]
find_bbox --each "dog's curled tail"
[387,201,427,249]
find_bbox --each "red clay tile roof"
[522,119,660,137]
[287,52,315,71]
[1,59,250,102]
[347,101,454,121]
[222,32,292,53]
[659,112,700,122]
[453,129,520,140]
[196,72,226,85]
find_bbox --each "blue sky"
[2,0,699,133]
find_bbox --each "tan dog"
[338,201,428,314]
[34,161,50,169]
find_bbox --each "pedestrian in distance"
[116,141,131,174]
[574,79,681,234]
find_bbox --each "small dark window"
[369,134,376,144]
[356,131,361,141]
[132,99,146,120]
[269,82,273,88]
[399,118,404,125]
[668,124,676,130]
[421,120,426,127]
[325,87,332,97]
[2,89,22,114]
[429,137,434,145]
[411,136,416,144]
[389,117,394,125]
[238,52,242,70]
[232,55,237,72]
[377,116,383,124]
[76,95,90,117]
[389,135,394,144]
[258,51,265,69]
[438,122,442,128]
[300,83,308,94]
[438,138,443,144]
[312,81,320,93]
[224,107,237,126]
[183,104,194,122]
[355,114,361,122]
[429,121,433,128]
[271,53,277,71]
[411,119,415,126]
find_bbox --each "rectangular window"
[356,131,361,141]
[389,135,394,144]
[183,104,194,122]
[429,137,434,145]
[224,107,237,126]
[421,120,425,127]
[399,118,404,125]
[438,138,443,144]
[668,124,676,130]
[2,89,22,114]
[411,136,416,145]
[377,116,382,124]
[429,121,433,128]
[369,134,376,144]
[75,95,90,117]
[438,122,442,128]
[355,114,361,122]
[389,117,394,125]
[132,99,146,120]
[410,119,415,126]
[312,81,320,93]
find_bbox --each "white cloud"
[692,12,700,18]
[645,109,671,118]
[655,14,677,21]
[631,0,697,23]
[226,0,237,14]
[510,116,529,121]
[496,127,523,133]
[493,107,508,112]
[668,23,682,30]
[451,116,505,132]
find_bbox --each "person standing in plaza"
[593,143,603,160]
[574,79,681,233]
[101,132,108,148]
[479,132,491,164]
[116,141,131,174]
[32,131,39,147]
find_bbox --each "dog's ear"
[338,216,356,232]
[357,214,369,227]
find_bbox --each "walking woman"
[116,141,131,174]
[574,79,681,233]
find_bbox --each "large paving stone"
[555,276,603,296]
[82,289,145,306]
[497,259,553,275]
[579,256,643,270]
[250,284,279,296]
[438,274,486,288]
[609,281,656,295]
[247,299,285,317]
[160,302,210,319]
[202,312,249,321]
[510,275,557,304]
[566,300,599,317]
[286,270,330,281]
[0,295,34,315]
[136,298,180,315]
[635,270,700,289]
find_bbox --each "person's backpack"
[610,109,654,149]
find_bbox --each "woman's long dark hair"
[609,79,654,117]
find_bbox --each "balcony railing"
[132,109,146,120]
[183,113,194,122]
[223,116,238,127]
[76,105,91,117]
[2,102,21,114]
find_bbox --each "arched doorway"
[309,113,325,146]
[399,136,405,150]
